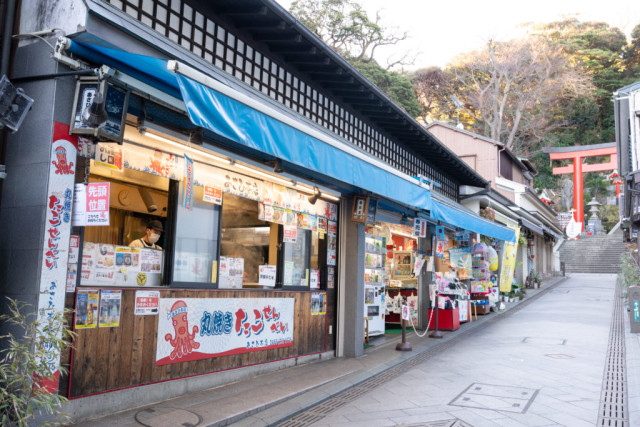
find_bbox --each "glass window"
[172,185,220,284]
[282,229,310,287]
[220,194,275,289]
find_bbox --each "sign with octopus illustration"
[156,298,294,365]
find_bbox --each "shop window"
[220,194,275,289]
[80,166,170,288]
[171,184,220,286]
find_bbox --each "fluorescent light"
[140,128,232,165]
[234,163,294,187]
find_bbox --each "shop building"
[426,122,564,283]
[0,0,516,420]
[614,80,640,243]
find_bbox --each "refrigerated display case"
[364,233,386,336]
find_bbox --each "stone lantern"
[586,197,604,234]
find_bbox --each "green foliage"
[619,251,640,295]
[0,298,74,426]
[518,234,528,247]
[352,60,422,116]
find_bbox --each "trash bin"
[630,286,640,333]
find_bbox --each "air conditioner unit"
[0,75,34,132]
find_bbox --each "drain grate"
[597,282,628,426]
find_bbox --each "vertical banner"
[36,122,77,392]
[499,227,520,292]
[182,153,194,210]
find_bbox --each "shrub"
[0,298,74,426]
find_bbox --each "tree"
[409,67,460,125]
[290,0,408,64]
[352,61,422,117]
[624,23,640,77]
[446,37,592,152]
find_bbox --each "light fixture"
[272,159,284,173]
[234,162,294,187]
[0,75,34,132]
[401,213,408,223]
[308,187,321,205]
[140,127,232,165]
[82,92,108,128]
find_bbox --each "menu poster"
[308,215,317,232]
[327,250,337,266]
[81,242,96,283]
[327,266,335,289]
[283,225,297,243]
[95,244,116,283]
[115,246,141,272]
[283,261,294,286]
[328,221,337,234]
[218,257,244,289]
[264,205,273,222]
[99,289,122,327]
[317,217,327,233]
[68,235,80,264]
[135,290,160,315]
[273,207,285,224]
[310,269,320,289]
[66,263,77,293]
[140,248,162,273]
[259,265,277,287]
[75,289,99,329]
[285,209,295,226]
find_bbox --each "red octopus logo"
[165,300,200,360]
[51,146,74,175]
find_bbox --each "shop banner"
[35,122,77,392]
[182,154,194,210]
[499,227,520,292]
[435,226,445,240]
[413,218,427,238]
[156,298,294,365]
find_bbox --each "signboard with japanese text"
[85,182,110,226]
[351,195,368,223]
[182,154,194,210]
[499,227,520,292]
[94,143,123,171]
[135,290,160,315]
[413,218,427,238]
[203,185,222,204]
[155,298,294,365]
[258,265,277,287]
[36,122,77,392]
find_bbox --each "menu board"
[80,242,163,287]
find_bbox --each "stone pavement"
[68,274,633,426]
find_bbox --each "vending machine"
[364,233,386,336]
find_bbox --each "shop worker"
[129,219,163,250]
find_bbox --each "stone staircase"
[558,228,625,274]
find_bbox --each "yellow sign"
[499,227,520,292]
[136,272,147,286]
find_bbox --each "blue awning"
[65,39,431,211]
[430,199,516,242]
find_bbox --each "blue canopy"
[66,39,431,211]
[430,199,516,242]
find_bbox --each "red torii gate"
[542,143,617,231]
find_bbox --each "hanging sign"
[203,185,222,205]
[351,195,368,223]
[366,197,378,224]
[182,154,194,210]
[156,298,294,365]
[499,227,520,292]
[413,218,427,238]
[436,226,445,240]
[94,143,123,171]
[86,182,110,226]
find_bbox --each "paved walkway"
[68,274,632,426]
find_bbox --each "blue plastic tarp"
[430,199,516,242]
[66,39,432,211]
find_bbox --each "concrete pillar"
[340,196,365,357]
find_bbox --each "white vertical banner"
[36,122,77,392]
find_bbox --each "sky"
[274,0,640,70]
